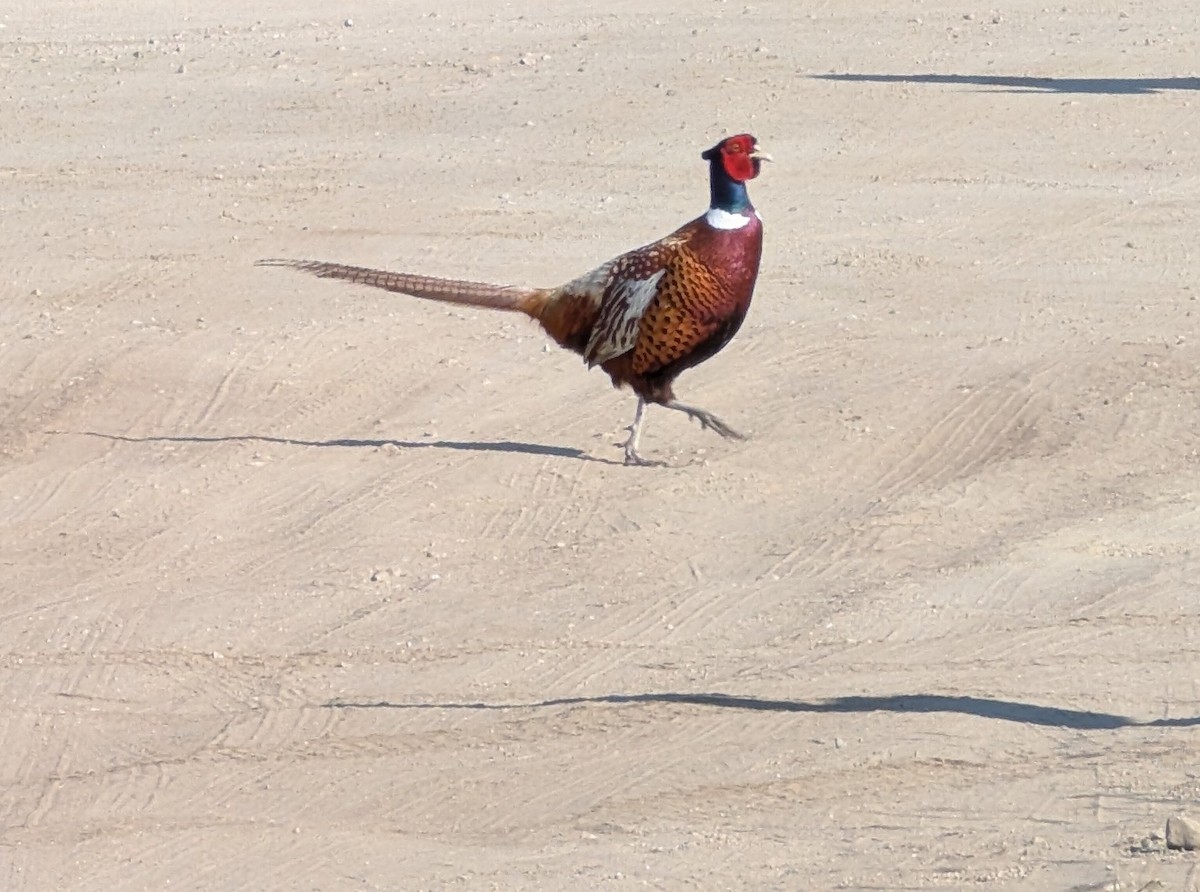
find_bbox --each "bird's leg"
[663,399,746,440]
[621,398,665,466]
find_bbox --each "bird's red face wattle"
[717,134,769,182]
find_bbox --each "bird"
[257,133,770,465]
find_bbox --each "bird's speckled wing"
[630,244,729,376]
[579,235,710,367]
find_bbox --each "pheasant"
[258,133,770,465]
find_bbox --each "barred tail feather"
[256,258,547,315]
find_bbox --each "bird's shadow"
[811,73,1200,95]
[65,430,623,464]
[325,691,1200,731]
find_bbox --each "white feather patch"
[585,270,666,366]
[705,207,752,230]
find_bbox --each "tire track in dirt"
[218,450,483,585]
[758,360,1068,585]
[207,672,344,757]
[0,350,112,461]
[70,261,174,312]
[183,326,413,441]
[1,651,294,730]
[477,458,609,545]
[871,378,1051,497]
[10,739,74,838]
[655,580,763,647]
[451,372,788,695]
[70,829,346,892]
[190,346,261,432]
[497,457,564,541]
[77,759,172,840]
[516,352,1089,688]
[383,703,779,841]
[2,690,371,855]
[536,562,757,694]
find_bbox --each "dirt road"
[3,2,1199,888]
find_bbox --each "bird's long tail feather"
[256,258,548,316]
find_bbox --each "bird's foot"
[623,447,667,467]
[621,427,667,467]
[664,401,746,440]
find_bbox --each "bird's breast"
[690,214,763,288]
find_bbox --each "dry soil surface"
[3,2,1200,889]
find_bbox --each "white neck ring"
[705,207,752,230]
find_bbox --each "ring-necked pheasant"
[258,133,770,465]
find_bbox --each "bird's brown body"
[259,134,769,464]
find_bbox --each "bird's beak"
[750,145,773,163]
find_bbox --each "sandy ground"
[3,1,1200,889]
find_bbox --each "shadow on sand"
[65,430,613,462]
[812,73,1200,95]
[325,691,1200,731]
